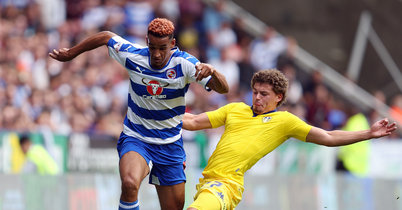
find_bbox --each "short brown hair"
[251,69,289,107]
[148,18,175,39]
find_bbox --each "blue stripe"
[128,93,186,120]
[130,79,189,100]
[125,59,184,78]
[107,38,148,55]
[121,43,148,55]
[124,116,183,139]
[172,49,199,65]
[107,37,116,47]
[119,200,139,210]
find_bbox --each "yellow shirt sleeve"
[206,103,236,128]
[284,112,312,141]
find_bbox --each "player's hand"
[49,48,74,62]
[195,63,215,82]
[370,118,397,138]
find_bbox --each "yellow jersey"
[198,102,312,207]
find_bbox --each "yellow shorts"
[188,180,243,210]
[188,190,221,210]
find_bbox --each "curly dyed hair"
[147,18,175,39]
[251,69,289,107]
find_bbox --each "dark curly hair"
[147,18,175,39]
[251,69,289,107]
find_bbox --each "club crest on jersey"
[166,69,176,79]
[262,116,272,123]
[142,79,169,98]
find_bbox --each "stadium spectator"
[369,90,387,125]
[155,0,180,24]
[305,84,331,129]
[279,62,303,105]
[249,26,291,70]
[208,46,240,96]
[182,69,397,210]
[390,94,402,126]
[19,135,59,175]
[335,107,371,176]
[123,0,156,45]
[49,18,229,210]
[202,0,231,60]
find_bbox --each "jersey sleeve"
[107,36,143,66]
[206,103,235,128]
[284,112,313,141]
[181,52,212,90]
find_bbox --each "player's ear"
[171,38,176,47]
[276,93,283,103]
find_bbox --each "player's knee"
[121,175,141,194]
[176,198,185,209]
[175,192,185,209]
[160,197,184,210]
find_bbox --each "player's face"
[147,34,175,69]
[252,82,282,115]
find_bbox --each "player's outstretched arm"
[195,63,229,94]
[306,118,397,146]
[182,113,213,131]
[49,31,116,62]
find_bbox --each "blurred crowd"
[0,0,401,140]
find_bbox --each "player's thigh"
[188,190,221,210]
[119,151,149,183]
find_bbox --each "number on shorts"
[208,181,222,188]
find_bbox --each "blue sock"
[119,200,139,210]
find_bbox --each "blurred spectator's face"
[21,141,31,154]
[147,34,175,69]
[252,82,282,114]
[263,27,275,41]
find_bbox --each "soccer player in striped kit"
[50,18,229,210]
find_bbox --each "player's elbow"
[306,134,338,147]
[221,85,229,94]
[213,83,229,94]
[99,31,116,37]
[98,31,117,42]
[321,140,338,147]
[307,139,337,147]
[208,79,229,94]
[216,88,229,94]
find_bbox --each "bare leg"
[155,182,185,210]
[119,151,150,202]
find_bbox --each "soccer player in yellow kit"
[183,69,397,210]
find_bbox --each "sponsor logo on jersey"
[166,69,177,79]
[142,78,169,99]
[136,66,143,74]
[123,45,132,52]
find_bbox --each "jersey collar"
[251,106,277,117]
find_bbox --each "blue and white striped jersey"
[107,36,211,144]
